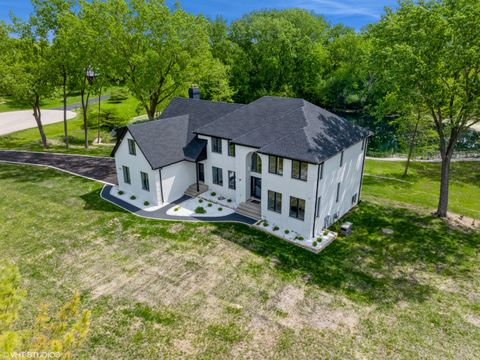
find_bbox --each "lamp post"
[85,67,102,144]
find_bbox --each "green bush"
[109,87,129,102]
[85,108,130,131]
[273,226,279,231]
[195,206,206,214]
[313,241,318,247]
[218,207,223,211]
[284,230,290,234]
[198,199,203,203]
[130,195,136,200]
[227,199,232,203]
[263,221,269,227]
[174,206,180,212]
[207,203,212,207]
[144,201,150,206]
[210,192,216,196]
[118,190,124,195]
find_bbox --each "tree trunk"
[62,69,69,149]
[146,94,159,121]
[403,114,420,177]
[437,154,451,217]
[32,96,48,149]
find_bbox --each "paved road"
[51,95,111,111]
[0,150,117,184]
[0,110,77,136]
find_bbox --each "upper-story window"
[128,139,136,155]
[251,153,262,173]
[340,151,344,167]
[228,141,235,157]
[268,155,283,175]
[291,160,308,181]
[211,137,222,154]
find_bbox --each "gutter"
[159,168,164,204]
[312,163,321,238]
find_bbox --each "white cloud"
[293,0,383,19]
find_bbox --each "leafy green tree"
[370,0,480,217]
[86,0,225,120]
[0,261,90,358]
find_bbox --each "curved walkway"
[0,110,77,136]
[101,184,258,225]
[0,150,117,184]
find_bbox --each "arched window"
[251,153,262,173]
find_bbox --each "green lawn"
[0,93,142,157]
[363,159,480,219]
[1,163,479,358]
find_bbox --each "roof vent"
[188,85,200,99]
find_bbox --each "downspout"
[159,168,164,204]
[312,163,321,238]
[195,162,199,192]
[357,137,369,203]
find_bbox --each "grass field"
[363,159,480,219]
[1,163,479,358]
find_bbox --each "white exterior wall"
[161,161,196,203]
[114,131,161,205]
[314,140,366,236]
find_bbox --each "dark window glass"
[352,193,357,205]
[228,171,236,189]
[211,137,222,154]
[340,151,344,167]
[268,156,283,175]
[361,139,365,150]
[289,196,305,220]
[228,142,235,157]
[316,196,321,217]
[141,171,149,191]
[267,190,282,213]
[292,160,307,181]
[128,139,136,155]
[319,163,324,179]
[336,182,341,203]
[251,153,262,173]
[212,166,223,186]
[122,166,130,184]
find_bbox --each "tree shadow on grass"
[210,202,480,306]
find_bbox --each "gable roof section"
[195,96,372,164]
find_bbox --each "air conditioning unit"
[340,222,353,236]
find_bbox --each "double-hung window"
[228,170,236,189]
[289,196,305,220]
[140,171,149,191]
[268,156,283,175]
[211,137,222,154]
[128,139,136,155]
[212,167,223,186]
[268,190,282,213]
[228,141,235,157]
[122,166,131,184]
[291,160,308,181]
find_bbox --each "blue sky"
[0,0,397,30]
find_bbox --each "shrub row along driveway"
[0,150,117,184]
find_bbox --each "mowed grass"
[1,163,479,359]
[363,159,480,219]
[0,93,141,157]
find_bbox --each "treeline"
[0,0,479,217]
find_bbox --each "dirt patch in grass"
[168,223,185,234]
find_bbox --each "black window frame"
[211,137,222,154]
[291,160,308,181]
[352,193,357,205]
[251,153,262,173]
[268,155,283,175]
[228,141,235,157]
[122,165,131,184]
[316,196,321,217]
[361,139,365,151]
[212,166,223,186]
[340,151,344,167]
[267,190,282,213]
[289,196,305,221]
[336,182,341,203]
[127,139,136,155]
[140,171,149,191]
[319,162,324,179]
[228,170,236,189]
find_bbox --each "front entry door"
[250,176,262,199]
[198,163,205,182]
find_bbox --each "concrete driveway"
[0,110,77,136]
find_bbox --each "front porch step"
[236,201,261,220]
[185,183,208,197]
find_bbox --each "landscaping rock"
[382,228,394,235]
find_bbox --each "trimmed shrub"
[144,201,150,206]
[130,195,136,200]
[323,230,329,236]
[210,192,216,196]
[118,190,124,195]
[313,241,318,247]
[284,230,290,234]
[295,236,304,241]
[273,226,279,231]
[207,203,213,207]
[227,199,232,203]
[263,221,269,227]
[198,199,204,203]
[195,206,206,214]
[174,206,180,212]
[218,207,223,211]
[109,87,129,102]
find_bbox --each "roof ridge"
[193,101,248,133]
[171,96,244,106]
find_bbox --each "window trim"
[228,141,235,157]
[140,171,150,191]
[211,137,222,154]
[122,165,131,184]
[228,170,236,190]
[289,196,305,221]
[291,160,308,181]
[212,166,223,186]
[127,139,136,155]
[268,155,283,175]
[267,190,282,213]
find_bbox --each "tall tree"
[370,0,480,217]
[87,0,225,120]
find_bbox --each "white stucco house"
[111,90,371,240]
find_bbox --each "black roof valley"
[112,96,371,168]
